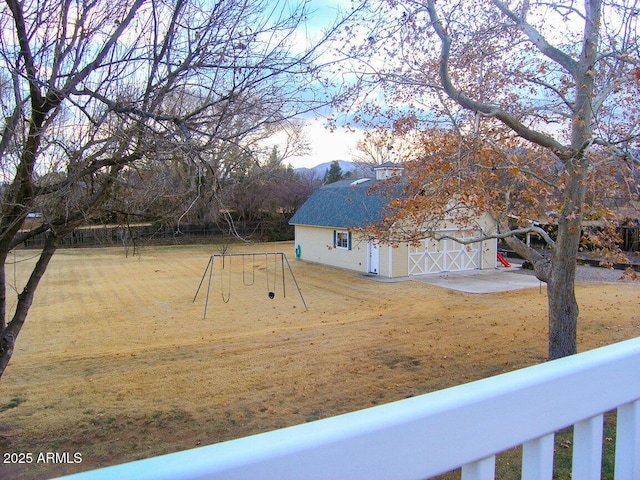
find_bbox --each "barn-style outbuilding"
[289,163,498,278]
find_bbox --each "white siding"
[293,211,498,278]
[294,225,369,274]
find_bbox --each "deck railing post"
[572,414,604,480]
[615,399,640,479]
[521,434,554,480]
[461,456,495,480]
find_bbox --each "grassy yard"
[0,242,638,479]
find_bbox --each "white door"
[408,231,481,275]
[368,241,380,275]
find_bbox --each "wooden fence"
[20,220,293,249]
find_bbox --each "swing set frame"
[193,252,308,318]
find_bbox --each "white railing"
[60,337,640,480]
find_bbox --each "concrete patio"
[409,266,543,293]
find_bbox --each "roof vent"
[350,178,371,186]
[374,162,404,180]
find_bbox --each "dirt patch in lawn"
[0,242,639,479]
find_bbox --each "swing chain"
[243,254,255,286]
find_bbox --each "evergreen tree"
[323,160,351,184]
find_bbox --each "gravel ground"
[511,258,636,282]
[574,264,633,282]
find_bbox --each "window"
[334,230,351,250]
[336,231,349,249]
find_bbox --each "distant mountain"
[294,160,373,181]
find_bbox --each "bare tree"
[227,145,314,224]
[351,129,414,167]
[0,0,352,380]
[336,0,639,359]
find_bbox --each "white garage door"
[408,231,481,275]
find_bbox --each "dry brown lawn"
[0,241,639,479]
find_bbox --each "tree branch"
[425,0,572,157]
[492,0,579,75]
[389,225,556,248]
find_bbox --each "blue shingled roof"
[289,177,400,229]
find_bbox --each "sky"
[284,118,364,169]
[276,0,602,170]
[273,0,365,169]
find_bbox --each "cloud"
[276,117,364,168]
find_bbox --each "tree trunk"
[0,232,58,379]
[547,257,579,360]
[502,214,581,360]
[546,164,587,360]
[503,218,580,360]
